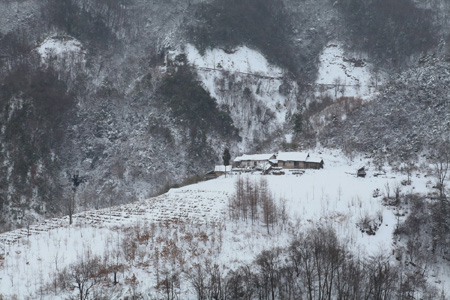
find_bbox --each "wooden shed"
[357,167,366,178]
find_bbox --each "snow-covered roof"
[234,153,275,162]
[214,165,232,172]
[276,152,323,163]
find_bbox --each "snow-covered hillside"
[1,151,448,299]
[181,44,298,150]
[315,43,383,100]
[176,42,386,151]
[303,43,388,135]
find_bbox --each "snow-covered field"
[0,150,447,299]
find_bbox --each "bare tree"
[242,177,253,222]
[365,253,398,300]
[225,266,255,300]
[255,249,281,300]
[249,178,259,224]
[393,183,402,206]
[260,177,277,234]
[279,197,289,228]
[64,186,76,226]
[399,159,416,186]
[64,255,101,300]
[206,263,225,300]
[229,176,244,220]
[104,245,125,286]
[191,264,207,300]
[157,268,180,300]
[66,172,85,225]
[433,140,449,199]
[333,77,342,97]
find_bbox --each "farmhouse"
[233,153,276,168]
[276,152,324,169]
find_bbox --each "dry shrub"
[137,230,151,244]
[181,232,193,244]
[197,231,209,243]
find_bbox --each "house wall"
[204,173,217,180]
[305,162,321,169]
[238,160,269,167]
[278,161,322,169]
[278,161,295,168]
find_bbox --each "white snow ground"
[0,150,448,299]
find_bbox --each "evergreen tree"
[222,148,231,178]
[222,148,231,167]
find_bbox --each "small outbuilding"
[357,167,366,178]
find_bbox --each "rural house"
[276,152,324,169]
[233,153,276,168]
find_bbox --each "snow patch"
[316,43,384,100]
[184,44,283,77]
[284,133,293,143]
[36,35,86,65]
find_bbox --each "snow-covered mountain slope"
[315,43,384,100]
[181,44,298,151]
[320,59,450,158]
[1,151,448,299]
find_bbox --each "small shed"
[357,167,366,178]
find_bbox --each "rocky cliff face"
[0,0,448,231]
